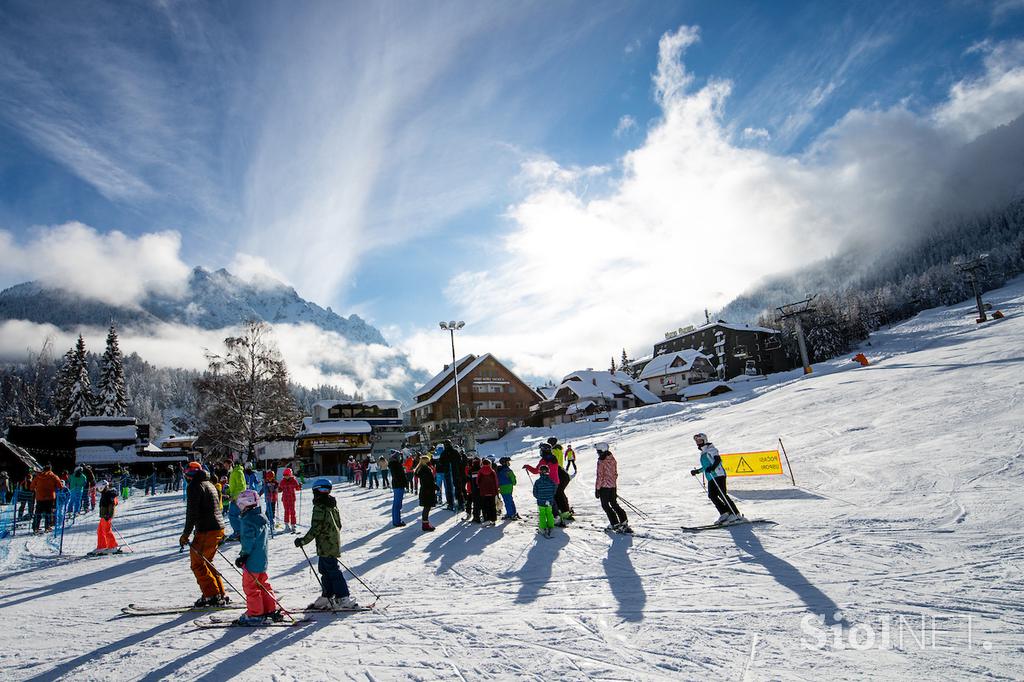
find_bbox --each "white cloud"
[227,253,294,290]
[0,222,192,307]
[398,26,1024,382]
[934,40,1024,139]
[741,126,771,142]
[615,115,638,137]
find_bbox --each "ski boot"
[237,614,268,626]
[308,596,332,610]
[331,596,359,610]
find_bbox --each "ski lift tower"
[777,296,816,375]
[955,254,990,323]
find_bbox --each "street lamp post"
[439,321,466,429]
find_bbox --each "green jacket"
[68,472,87,492]
[297,494,341,558]
[228,465,245,499]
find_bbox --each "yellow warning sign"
[721,451,784,477]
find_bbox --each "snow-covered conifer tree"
[64,335,95,423]
[97,324,129,416]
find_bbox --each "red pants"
[243,569,277,616]
[96,518,117,550]
[283,498,296,525]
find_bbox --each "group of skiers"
[178,462,356,626]
[75,430,743,627]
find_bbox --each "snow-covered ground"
[2,278,1023,681]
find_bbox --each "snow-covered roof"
[536,386,558,401]
[410,355,491,410]
[557,370,661,405]
[313,399,403,411]
[76,425,138,442]
[565,400,595,415]
[687,321,780,336]
[75,445,132,464]
[639,350,710,380]
[678,381,732,399]
[299,420,372,436]
[415,354,475,398]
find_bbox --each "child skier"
[294,479,358,610]
[594,442,631,533]
[92,481,119,554]
[235,489,283,625]
[565,445,577,476]
[532,465,558,538]
[689,433,744,524]
[279,468,301,533]
[523,444,566,526]
[260,470,279,535]
[477,459,499,527]
[496,457,519,520]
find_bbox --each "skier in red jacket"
[477,459,500,526]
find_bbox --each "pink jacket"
[523,458,559,485]
[595,454,618,490]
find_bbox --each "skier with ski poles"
[594,442,632,533]
[178,461,229,606]
[234,489,284,625]
[294,478,359,610]
[689,433,744,525]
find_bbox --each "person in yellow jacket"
[547,437,564,468]
[226,462,246,542]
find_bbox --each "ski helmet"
[547,436,558,446]
[538,464,550,474]
[434,444,445,456]
[237,489,258,511]
[283,468,293,477]
[595,442,610,453]
[311,478,333,493]
[693,433,708,445]
[96,480,108,492]
[539,442,552,454]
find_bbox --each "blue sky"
[2,0,1024,386]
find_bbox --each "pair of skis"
[680,519,776,532]
[121,602,376,628]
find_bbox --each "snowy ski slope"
[1,277,1022,681]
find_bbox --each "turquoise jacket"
[68,472,87,492]
[699,444,726,481]
[239,507,270,573]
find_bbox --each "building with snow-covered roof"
[296,399,409,476]
[409,354,541,439]
[74,416,188,469]
[530,369,661,427]
[639,350,717,399]
[653,321,795,380]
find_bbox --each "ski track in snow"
[3,277,1024,680]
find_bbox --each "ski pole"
[298,543,324,591]
[187,543,245,603]
[707,475,741,518]
[337,558,382,604]
[215,546,296,621]
[112,525,135,553]
[616,495,650,519]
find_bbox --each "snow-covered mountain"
[0,266,387,345]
